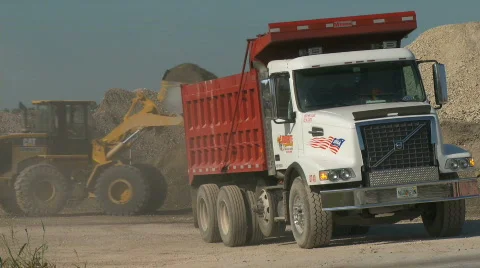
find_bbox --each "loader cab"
[22,100,96,155]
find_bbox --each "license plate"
[396,186,418,199]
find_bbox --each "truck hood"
[307,102,434,128]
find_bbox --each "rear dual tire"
[196,184,264,246]
[216,186,248,247]
[197,184,221,243]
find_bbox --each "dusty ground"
[2,203,480,268]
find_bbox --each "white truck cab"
[256,45,479,248]
[267,47,474,188]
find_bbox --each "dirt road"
[2,205,480,268]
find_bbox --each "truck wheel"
[216,185,248,247]
[289,177,332,249]
[191,187,199,228]
[244,190,264,245]
[257,189,286,237]
[197,184,221,243]
[95,165,150,216]
[14,164,70,216]
[133,164,168,214]
[421,199,465,237]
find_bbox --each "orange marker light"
[470,158,475,167]
[320,171,329,181]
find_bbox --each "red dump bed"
[181,70,266,182]
[181,11,417,182]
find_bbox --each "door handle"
[308,127,324,137]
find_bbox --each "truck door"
[268,72,302,170]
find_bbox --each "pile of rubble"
[407,22,480,123]
[0,112,22,134]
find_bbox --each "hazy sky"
[1,0,479,108]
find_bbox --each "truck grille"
[359,120,436,186]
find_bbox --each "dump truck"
[0,88,181,217]
[175,11,480,249]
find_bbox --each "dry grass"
[0,221,86,268]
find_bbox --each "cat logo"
[23,138,36,147]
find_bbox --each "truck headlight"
[319,168,355,182]
[445,157,475,170]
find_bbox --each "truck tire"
[133,164,168,214]
[14,164,70,216]
[244,190,264,245]
[289,177,332,249]
[257,189,286,237]
[197,184,221,243]
[95,165,150,216]
[421,199,465,237]
[191,187,199,228]
[216,185,248,247]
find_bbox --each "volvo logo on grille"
[394,141,404,150]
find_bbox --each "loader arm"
[91,87,184,165]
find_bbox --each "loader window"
[66,104,87,139]
[31,104,56,133]
[293,60,426,112]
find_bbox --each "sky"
[0,0,479,109]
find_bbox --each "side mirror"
[433,63,448,105]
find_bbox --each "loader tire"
[244,190,263,245]
[421,199,466,237]
[133,164,168,214]
[197,184,221,243]
[14,164,70,216]
[95,165,150,216]
[289,177,332,249]
[216,185,248,247]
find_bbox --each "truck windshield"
[293,61,426,111]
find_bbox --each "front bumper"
[320,178,480,211]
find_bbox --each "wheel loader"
[0,81,184,216]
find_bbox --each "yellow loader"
[0,81,184,216]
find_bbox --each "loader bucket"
[158,80,185,115]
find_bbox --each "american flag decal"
[309,136,346,154]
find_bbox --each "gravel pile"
[162,63,217,83]
[406,22,480,123]
[0,112,22,134]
